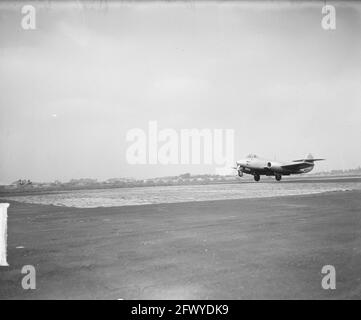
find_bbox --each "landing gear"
[254,173,260,182]
[275,174,282,181]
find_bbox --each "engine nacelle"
[267,161,282,172]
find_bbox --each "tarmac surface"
[1,189,361,299]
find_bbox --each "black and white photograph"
[0,0,361,304]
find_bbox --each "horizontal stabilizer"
[293,154,325,163]
[292,158,325,163]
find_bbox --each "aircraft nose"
[237,159,246,167]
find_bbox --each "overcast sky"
[0,1,360,183]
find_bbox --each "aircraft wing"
[279,157,325,171]
[280,162,312,170]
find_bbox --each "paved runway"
[1,190,361,299]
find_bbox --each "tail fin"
[293,154,325,163]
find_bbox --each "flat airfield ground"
[0,187,361,299]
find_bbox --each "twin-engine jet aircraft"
[235,154,325,182]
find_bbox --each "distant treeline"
[0,174,239,194]
[1,167,361,195]
[311,167,361,176]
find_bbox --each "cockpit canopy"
[246,154,258,159]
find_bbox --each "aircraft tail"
[293,153,325,163]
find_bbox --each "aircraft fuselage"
[235,154,324,182]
